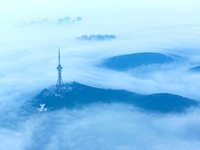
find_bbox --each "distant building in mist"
[76,34,116,41]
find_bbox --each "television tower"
[56,49,64,89]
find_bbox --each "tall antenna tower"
[56,49,64,89]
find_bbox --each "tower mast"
[56,49,64,89]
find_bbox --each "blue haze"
[1,0,200,149]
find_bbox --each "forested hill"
[102,52,180,71]
[32,82,199,113]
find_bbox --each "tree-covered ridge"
[32,82,199,113]
[102,52,180,71]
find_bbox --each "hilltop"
[31,82,199,113]
[102,52,181,71]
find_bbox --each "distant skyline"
[1,0,200,22]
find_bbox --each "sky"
[1,0,200,149]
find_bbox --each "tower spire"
[58,49,61,65]
[56,48,64,89]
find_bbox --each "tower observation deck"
[56,49,64,90]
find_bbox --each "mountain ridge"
[31,82,199,113]
[102,52,181,71]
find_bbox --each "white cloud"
[1,104,200,150]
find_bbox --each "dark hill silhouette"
[190,66,200,72]
[32,82,199,113]
[102,52,180,71]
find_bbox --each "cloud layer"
[1,104,200,150]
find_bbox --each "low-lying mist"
[1,103,200,150]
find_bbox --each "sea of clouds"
[1,104,200,150]
[1,0,200,149]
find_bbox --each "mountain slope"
[102,52,180,71]
[190,66,200,72]
[32,82,199,113]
